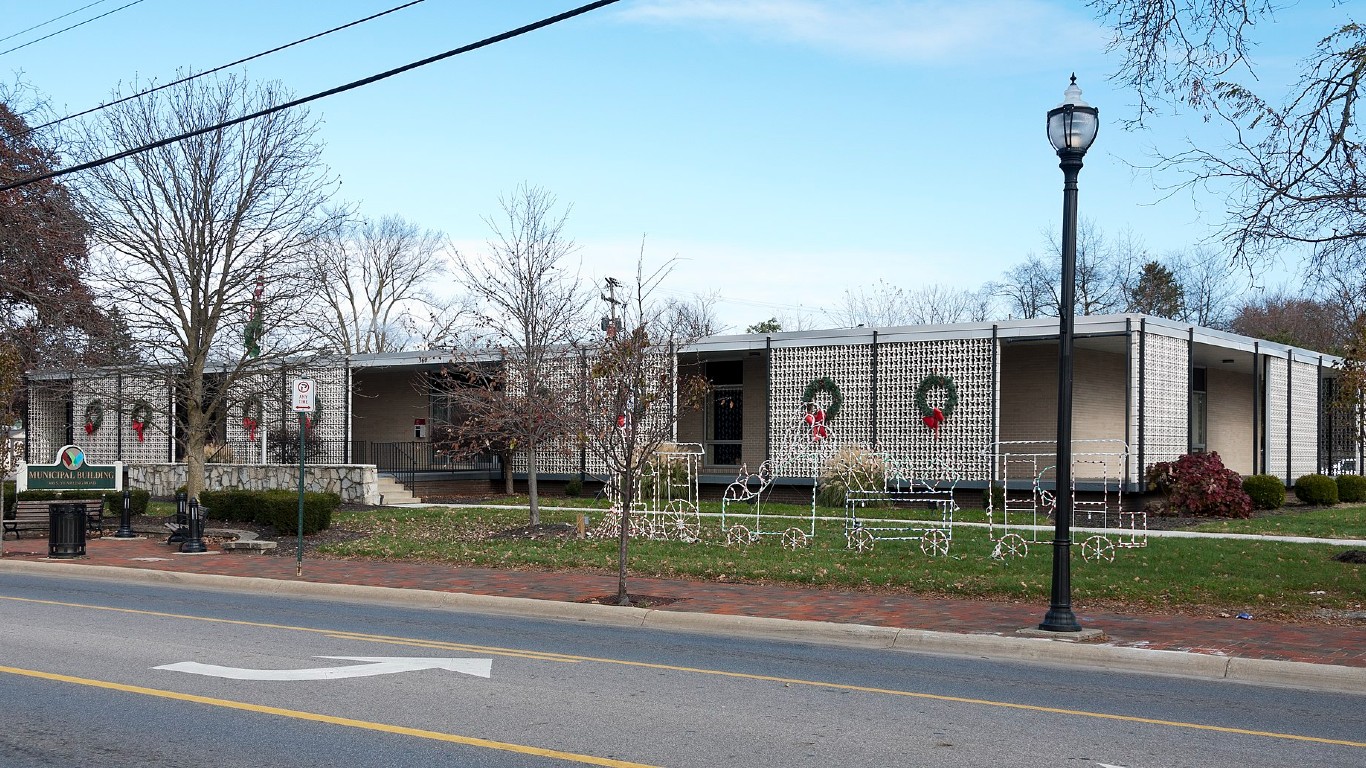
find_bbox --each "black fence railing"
[203,440,500,488]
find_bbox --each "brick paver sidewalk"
[4,533,1362,669]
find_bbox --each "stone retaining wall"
[128,464,380,505]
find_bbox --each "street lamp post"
[1040,75,1098,633]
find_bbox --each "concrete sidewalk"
[2,531,1363,694]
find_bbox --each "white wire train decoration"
[590,442,705,542]
[983,439,1145,562]
[720,402,839,549]
[842,453,959,555]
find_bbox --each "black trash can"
[49,503,87,558]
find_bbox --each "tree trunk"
[527,445,540,526]
[616,464,632,606]
[501,449,514,494]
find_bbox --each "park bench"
[3,499,105,539]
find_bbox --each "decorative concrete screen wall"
[876,339,995,482]
[507,349,678,478]
[770,342,873,451]
[1265,356,1288,480]
[769,337,995,482]
[1289,356,1321,480]
[43,372,172,465]
[26,378,68,464]
[225,363,349,462]
[1137,329,1188,472]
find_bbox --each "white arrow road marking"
[155,656,492,681]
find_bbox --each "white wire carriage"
[589,442,705,542]
[983,439,1145,563]
[842,453,960,555]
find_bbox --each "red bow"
[84,422,95,435]
[132,419,146,442]
[922,407,945,437]
[243,417,258,442]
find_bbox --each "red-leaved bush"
[1145,451,1252,518]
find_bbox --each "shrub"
[817,445,888,508]
[563,476,583,497]
[101,489,152,517]
[1241,475,1286,510]
[982,483,1005,511]
[199,489,338,534]
[1294,474,1339,506]
[1145,451,1252,518]
[1336,474,1366,504]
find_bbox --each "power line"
[0,0,622,194]
[0,0,114,45]
[24,0,429,137]
[0,0,147,57]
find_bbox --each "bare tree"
[577,255,706,605]
[1171,246,1244,328]
[996,255,1054,319]
[662,290,723,338]
[831,280,995,327]
[77,73,335,499]
[1229,291,1351,354]
[998,220,1141,318]
[1097,5,1364,274]
[450,183,587,525]
[309,212,454,355]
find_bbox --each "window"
[706,361,743,466]
[1190,366,1207,453]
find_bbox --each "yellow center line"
[0,665,658,768]
[5,595,1363,749]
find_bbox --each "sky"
[2,0,1349,333]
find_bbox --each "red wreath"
[804,407,828,441]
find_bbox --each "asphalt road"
[1,571,1362,767]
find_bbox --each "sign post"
[292,379,316,577]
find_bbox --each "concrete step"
[377,476,420,506]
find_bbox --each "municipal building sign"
[20,445,122,492]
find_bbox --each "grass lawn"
[1190,505,1366,539]
[317,502,1365,620]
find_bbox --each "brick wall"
[1206,366,1254,474]
[352,369,428,443]
[1000,344,1127,444]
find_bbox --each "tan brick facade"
[1206,366,1255,474]
[999,344,1127,444]
[351,369,428,444]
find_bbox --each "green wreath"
[801,376,843,420]
[301,394,323,431]
[914,374,958,420]
[84,400,104,435]
[129,400,153,442]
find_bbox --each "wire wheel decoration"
[725,524,754,547]
[920,528,951,556]
[1081,535,1116,563]
[663,500,700,543]
[846,526,875,553]
[991,533,1029,560]
[780,527,809,550]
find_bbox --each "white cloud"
[617,0,1105,65]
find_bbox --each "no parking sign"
[292,379,316,412]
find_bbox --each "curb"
[3,559,1363,695]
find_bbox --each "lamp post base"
[1039,607,1082,632]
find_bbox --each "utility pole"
[601,276,624,337]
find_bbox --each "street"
[1,570,1362,767]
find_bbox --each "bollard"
[114,488,137,539]
[167,491,188,543]
[179,498,207,554]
